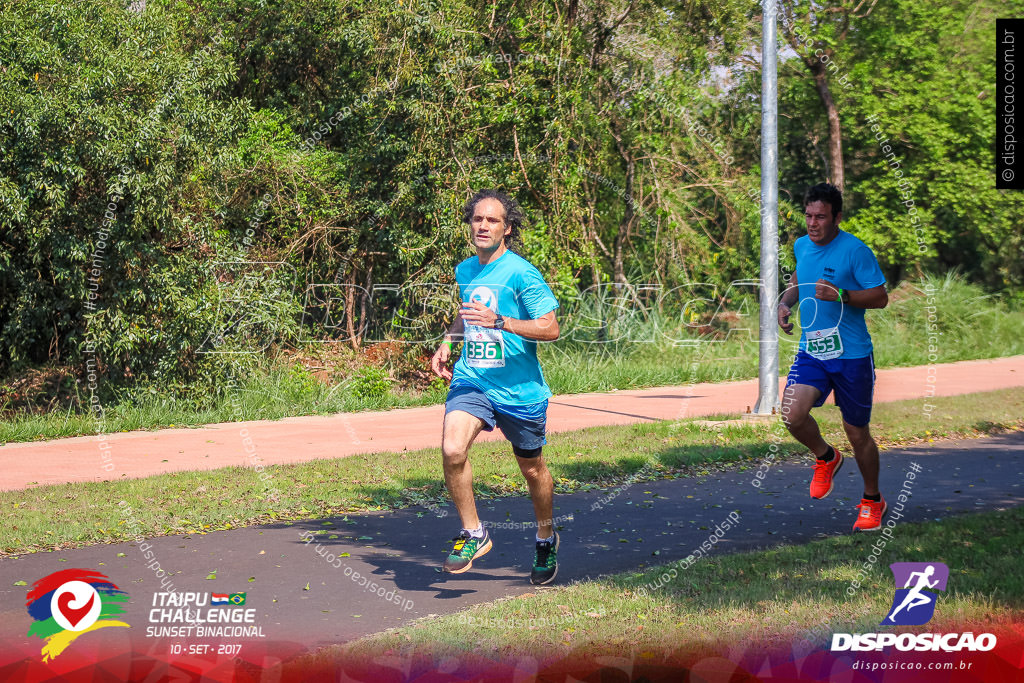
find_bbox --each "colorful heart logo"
[49,581,101,632]
[57,590,95,628]
[26,569,130,661]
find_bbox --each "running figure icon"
[886,565,940,623]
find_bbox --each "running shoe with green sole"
[443,528,492,574]
[530,531,559,585]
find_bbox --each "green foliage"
[870,272,1024,366]
[0,0,249,392]
[351,366,390,400]
[751,0,1024,286]
[0,0,1018,410]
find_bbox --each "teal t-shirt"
[794,230,886,359]
[451,250,559,408]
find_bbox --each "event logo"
[25,569,130,662]
[468,286,497,311]
[883,562,948,626]
[832,561,996,653]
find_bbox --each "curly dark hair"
[462,189,524,251]
[804,182,843,219]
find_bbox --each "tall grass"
[542,272,1024,393]
[870,272,1024,365]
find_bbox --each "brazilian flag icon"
[228,593,247,606]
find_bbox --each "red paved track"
[1,355,1021,491]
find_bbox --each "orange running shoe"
[809,447,844,499]
[853,497,887,532]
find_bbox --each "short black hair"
[462,189,524,250]
[804,182,843,219]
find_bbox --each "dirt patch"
[277,341,437,391]
[0,365,81,417]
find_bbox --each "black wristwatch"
[840,290,851,304]
[494,314,505,330]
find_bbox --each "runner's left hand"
[430,342,453,381]
[459,301,499,328]
[814,279,840,302]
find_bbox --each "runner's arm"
[843,284,888,309]
[430,314,465,381]
[815,281,888,309]
[778,273,798,334]
[459,302,559,341]
[444,315,465,344]
[503,310,559,342]
[780,272,799,308]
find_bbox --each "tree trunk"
[809,61,844,192]
[612,142,635,291]
[345,277,358,351]
[356,260,372,350]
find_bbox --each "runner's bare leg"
[782,383,830,457]
[516,453,554,539]
[844,421,880,496]
[442,410,486,530]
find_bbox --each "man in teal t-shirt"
[778,183,890,532]
[430,189,561,585]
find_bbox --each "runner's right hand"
[778,303,794,335]
[431,342,453,381]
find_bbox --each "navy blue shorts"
[786,351,876,427]
[444,384,547,451]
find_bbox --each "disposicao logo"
[831,562,996,653]
[25,569,130,662]
[883,562,948,626]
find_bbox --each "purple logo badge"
[882,562,949,626]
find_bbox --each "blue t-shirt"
[451,250,559,409]
[794,230,886,359]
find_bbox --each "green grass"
[2,386,1021,557]
[1,274,1022,444]
[335,506,1024,661]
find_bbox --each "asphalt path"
[1,431,1021,661]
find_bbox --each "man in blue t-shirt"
[778,183,890,532]
[430,189,561,584]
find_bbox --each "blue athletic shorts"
[444,384,547,450]
[786,351,876,427]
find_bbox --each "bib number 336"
[466,337,505,368]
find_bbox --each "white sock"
[536,532,553,543]
[464,525,485,539]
